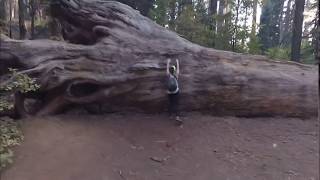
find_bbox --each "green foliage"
[248,35,262,54]
[0,68,39,112]
[0,68,40,171]
[234,25,250,53]
[3,68,40,93]
[149,0,169,26]
[215,12,234,50]
[35,18,48,28]
[0,118,24,170]
[266,46,291,60]
[175,6,214,47]
[301,40,316,64]
[265,41,316,63]
[0,100,14,112]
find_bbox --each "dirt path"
[1,113,318,180]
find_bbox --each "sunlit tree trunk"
[291,0,305,62]
[280,0,293,45]
[314,3,319,63]
[242,4,249,47]
[208,0,218,31]
[251,0,258,37]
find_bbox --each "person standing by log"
[166,59,182,125]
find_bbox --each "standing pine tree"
[291,0,306,62]
[208,0,218,31]
[149,0,169,27]
[168,0,177,29]
[258,0,285,52]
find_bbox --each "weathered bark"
[0,0,318,118]
[291,0,305,62]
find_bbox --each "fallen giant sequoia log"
[0,0,318,117]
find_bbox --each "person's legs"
[168,94,175,117]
[169,92,182,125]
[173,92,179,116]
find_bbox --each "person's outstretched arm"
[176,59,180,76]
[167,59,171,75]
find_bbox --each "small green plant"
[3,68,40,93]
[0,117,24,170]
[0,68,40,171]
[248,36,262,55]
[266,47,291,60]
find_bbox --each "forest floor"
[0,113,318,180]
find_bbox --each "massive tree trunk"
[291,0,305,62]
[0,0,317,118]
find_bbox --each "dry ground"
[1,113,318,180]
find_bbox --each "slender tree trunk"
[291,0,305,62]
[280,0,293,45]
[217,0,225,33]
[168,0,176,30]
[232,0,241,52]
[30,0,35,39]
[277,0,285,45]
[209,0,218,31]
[9,0,12,38]
[242,5,248,47]
[313,3,319,63]
[14,0,18,19]
[18,0,27,39]
[251,0,258,36]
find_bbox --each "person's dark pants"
[168,92,179,117]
